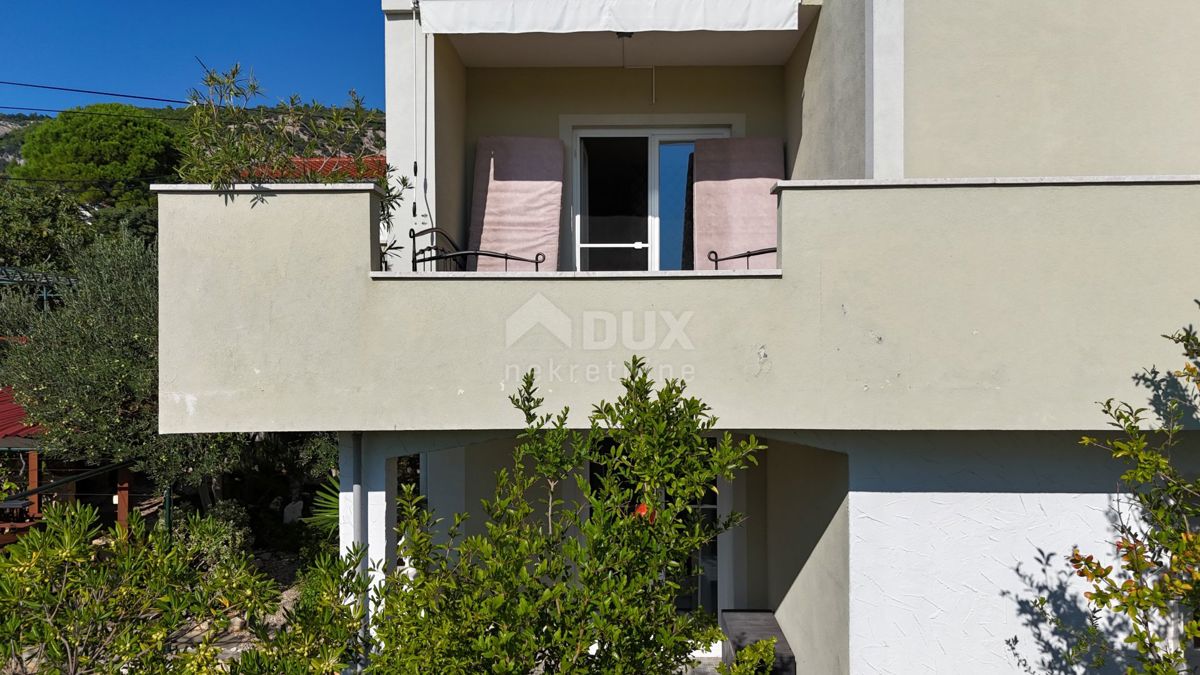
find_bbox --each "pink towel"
[469,136,564,272]
[692,138,783,270]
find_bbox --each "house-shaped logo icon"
[505,293,572,348]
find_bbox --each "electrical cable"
[0,79,190,105]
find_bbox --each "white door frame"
[570,126,730,272]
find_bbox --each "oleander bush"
[0,502,274,674]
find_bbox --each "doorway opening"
[572,127,731,272]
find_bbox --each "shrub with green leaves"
[230,549,370,674]
[0,182,92,270]
[717,637,778,675]
[1063,320,1200,673]
[177,64,409,265]
[368,357,762,673]
[0,502,275,674]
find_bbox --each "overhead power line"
[0,80,386,129]
[0,80,190,105]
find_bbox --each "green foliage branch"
[177,64,408,251]
[1068,322,1200,674]
[368,357,763,673]
[0,502,274,674]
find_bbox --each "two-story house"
[153,1,1200,671]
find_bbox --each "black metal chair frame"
[409,228,546,272]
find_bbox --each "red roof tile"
[0,388,40,441]
[252,156,387,180]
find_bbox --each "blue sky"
[2,2,385,113]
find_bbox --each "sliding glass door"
[573,128,730,272]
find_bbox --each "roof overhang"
[415,0,804,34]
[447,27,811,67]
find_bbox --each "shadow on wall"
[1001,544,1137,674]
[815,431,1130,494]
[1132,324,1200,429]
[1001,489,1156,674]
[999,344,1200,673]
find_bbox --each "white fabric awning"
[418,0,801,34]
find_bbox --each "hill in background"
[0,113,48,173]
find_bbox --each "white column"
[340,431,501,582]
[338,431,365,564]
[363,439,398,578]
[865,0,905,179]
[382,2,430,271]
[339,431,397,584]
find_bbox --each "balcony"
[155,176,1200,435]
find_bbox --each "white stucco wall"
[775,430,1148,674]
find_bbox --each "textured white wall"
[838,433,1130,674]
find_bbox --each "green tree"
[0,502,275,674]
[0,182,89,269]
[0,232,235,488]
[230,550,371,674]
[10,103,180,208]
[0,112,48,174]
[367,358,762,673]
[1060,320,1200,674]
[233,359,764,673]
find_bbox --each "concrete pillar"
[363,433,399,576]
[865,0,905,178]
[339,430,504,582]
[382,1,433,271]
[338,432,366,565]
[340,432,399,583]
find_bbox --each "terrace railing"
[707,247,778,270]
[409,228,546,272]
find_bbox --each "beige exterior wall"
[156,178,1199,434]
[464,66,786,146]
[434,35,468,244]
[763,441,850,674]
[784,0,867,179]
[905,1,1200,177]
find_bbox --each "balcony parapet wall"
[156,178,1200,433]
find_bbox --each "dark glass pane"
[581,247,648,272]
[580,137,648,245]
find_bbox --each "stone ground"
[684,657,722,674]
